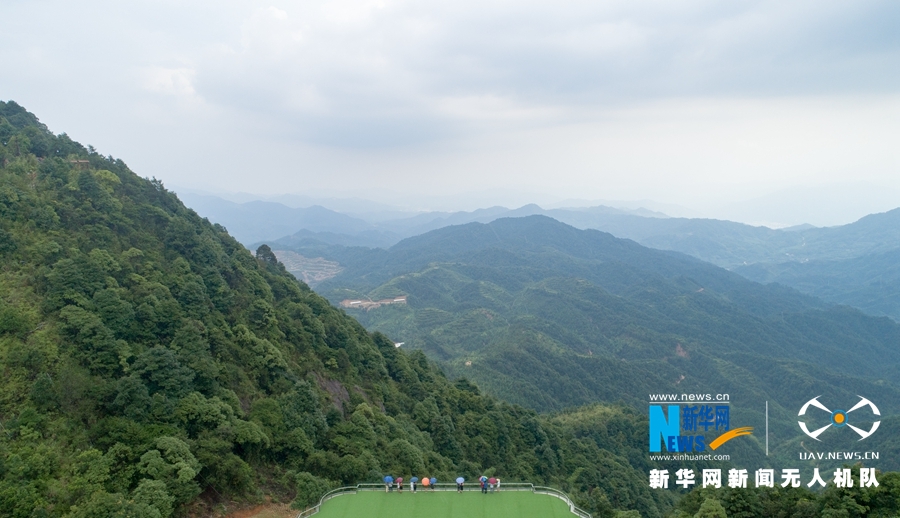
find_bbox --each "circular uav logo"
[798,396,880,441]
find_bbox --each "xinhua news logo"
[649,394,752,452]
[798,395,880,441]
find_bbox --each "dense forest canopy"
[1,100,898,517]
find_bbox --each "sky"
[2,0,899,226]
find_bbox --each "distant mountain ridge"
[534,207,900,268]
[180,192,671,249]
[183,192,900,271]
[179,193,400,246]
[239,194,900,320]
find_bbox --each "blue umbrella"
[430,477,437,485]
[456,477,465,484]
[384,476,394,483]
[411,477,419,482]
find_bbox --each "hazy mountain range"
[180,192,900,321]
[179,192,669,248]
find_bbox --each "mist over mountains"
[182,191,900,321]
[179,192,671,248]
[179,193,393,245]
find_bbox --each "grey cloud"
[2,0,899,218]
[166,0,900,147]
[409,1,900,99]
[11,0,892,140]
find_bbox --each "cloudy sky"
[2,0,899,225]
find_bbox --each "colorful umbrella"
[456,477,465,484]
[480,476,488,482]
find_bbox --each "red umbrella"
[488,477,497,484]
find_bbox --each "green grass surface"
[314,490,575,518]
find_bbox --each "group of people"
[382,475,500,494]
[478,476,500,493]
[383,476,437,493]
[454,475,501,493]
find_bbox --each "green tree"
[131,479,175,518]
[291,472,332,510]
[137,437,201,506]
[695,498,728,518]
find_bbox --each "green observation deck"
[296,483,591,518]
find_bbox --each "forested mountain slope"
[309,217,900,467]
[0,101,677,517]
[737,247,900,321]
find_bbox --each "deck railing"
[294,482,591,518]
